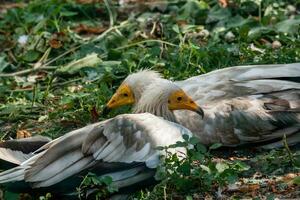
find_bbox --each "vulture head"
[105,70,204,122]
[106,70,162,109]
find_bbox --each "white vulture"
[106,63,300,147]
[0,81,202,195]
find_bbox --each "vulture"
[0,81,201,196]
[0,136,51,170]
[0,63,299,197]
[106,63,300,148]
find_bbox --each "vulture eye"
[123,93,129,97]
[177,97,182,101]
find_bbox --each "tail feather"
[0,166,26,183]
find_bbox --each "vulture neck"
[133,101,177,122]
[132,79,181,122]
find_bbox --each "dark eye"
[123,93,128,97]
[177,97,182,101]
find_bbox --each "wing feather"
[33,156,94,188]
[0,148,32,165]
[26,149,85,182]
[0,113,189,190]
[25,123,101,179]
[94,134,124,160]
[175,63,300,147]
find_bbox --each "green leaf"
[3,191,20,200]
[216,162,229,173]
[233,160,251,171]
[227,174,238,184]
[206,5,231,23]
[266,193,275,200]
[156,146,165,151]
[172,24,181,34]
[100,61,121,72]
[226,15,253,29]
[171,141,187,148]
[60,11,78,17]
[57,53,102,74]
[276,19,300,34]
[22,50,41,62]
[293,176,300,185]
[189,136,200,145]
[209,143,222,150]
[182,134,190,141]
[186,196,193,200]
[32,18,47,33]
[200,165,211,173]
[248,26,273,39]
[191,151,204,161]
[177,161,191,175]
[0,56,10,72]
[196,143,207,153]
[178,0,209,23]
[293,156,300,167]
[101,176,113,185]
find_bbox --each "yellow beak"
[106,84,135,109]
[168,90,204,118]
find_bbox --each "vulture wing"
[174,63,300,147]
[177,63,300,103]
[0,113,190,192]
[0,136,51,167]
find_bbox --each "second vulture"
[106,63,300,148]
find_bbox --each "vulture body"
[0,136,51,170]
[0,113,191,195]
[108,63,300,148]
[175,63,300,147]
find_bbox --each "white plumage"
[0,113,191,191]
[0,136,51,167]
[111,63,300,147]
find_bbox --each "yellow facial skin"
[106,84,135,109]
[168,90,204,118]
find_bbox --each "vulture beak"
[104,84,135,114]
[195,107,204,119]
[168,90,204,119]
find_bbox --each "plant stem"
[283,134,295,164]
[104,0,114,28]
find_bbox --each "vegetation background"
[0,0,299,199]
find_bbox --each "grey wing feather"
[175,63,300,147]
[0,148,32,165]
[0,113,187,190]
[0,135,51,165]
[177,63,300,104]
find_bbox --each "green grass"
[0,0,299,199]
